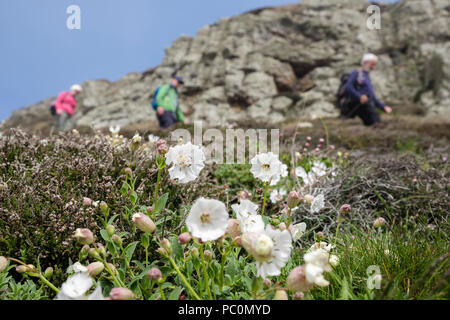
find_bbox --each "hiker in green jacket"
[155,75,185,129]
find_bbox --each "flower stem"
[158,282,166,300]
[200,245,213,300]
[168,256,201,300]
[261,182,269,216]
[38,274,60,294]
[219,246,233,291]
[153,167,162,211]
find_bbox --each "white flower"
[269,188,287,204]
[290,222,306,241]
[165,142,206,184]
[304,248,331,287]
[253,226,292,279]
[232,200,264,233]
[310,194,325,213]
[311,161,327,177]
[109,125,121,134]
[186,198,229,242]
[295,166,316,186]
[250,152,285,184]
[87,285,105,300]
[148,134,160,147]
[270,163,288,186]
[329,255,339,267]
[56,273,93,300]
[67,262,88,274]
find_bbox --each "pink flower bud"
[83,197,93,207]
[87,262,104,277]
[304,143,310,148]
[373,217,386,228]
[237,190,252,202]
[0,256,8,272]
[109,288,135,300]
[74,228,95,245]
[316,231,325,240]
[306,136,312,142]
[340,204,351,214]
[100,201,108,213]
[319,138,325,144]
[178,232,192,245]
[273,290,288,300]
[279,222,287,231]
[329,145,335,150]
[443,156,447,162]
[287,191,302,209]
[286,265,314,293]
[16,265,27,273]
[106,225,115,237]
[263,278,272,287]
[204,250,212,261]
[148,267,162,282]
[156,139,168,154]
[288,224,293,233]
[293,292,305,300]
[112,234,122,246]
[191,247,199,258]
[179,295,185,300]
[161,238,172,254]
[132,213,156,234]
[226,219,241,239]
[124,168,133,176]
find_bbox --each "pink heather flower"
[340,204,351,214]
[132,213,156,234]
[74,228,95,245]
[178,232,192,245]
[373,217,387,228]
[147,268,162,282]
[109,288,135,300]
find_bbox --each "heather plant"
[0,127,448,300]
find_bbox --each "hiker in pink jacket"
[54,84,83,131]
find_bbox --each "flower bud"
[191,247,199,258]
[106,225,115,237]
[89,248,101,260]
[373,217,387,228]
[0,256,8,272]
[286,266,314,293]
[160,238,172,254]
[79,245,90,261]
[304,142,310,148]
[329,145,335,150]
[279,222,287,231]
[87,262,104,277]
[157,248,168,256]
[107,263,117,275]
[263,278,271,287]
[146,206,154,214]
[100,201,108,214]
[179,295,185,300]
[16,265,28,273]
[110,288,135,300]
[111,234,123,246]
[204,250,212,261]
[287,191,302,209]
[124,167,133,176]
[44,267,53,279]
[304,194,314,205]
[339,204,351,214]
[147,267,162,282]
[293,292,305,300]
[319,138,325,144]
[306,136,312,142]
[96,243,107,259]
[237,190,252,202]
[316,231,325,240]
[156,139,168,155]
[178,232,192,245]
[83,197,93,207]
[273,290,288,300]
[225,219,241,239]
[74,228,95,245]
[132,213,156,234]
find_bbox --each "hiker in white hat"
[51,84,83,131]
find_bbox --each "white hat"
[361,53,378,65]
[70,84,83,92]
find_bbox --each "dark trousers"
[349,102,381,126]
[157,110,178,129]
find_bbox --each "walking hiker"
[341,53,392,126]
[152,75,186,129]
[52,84,82,131]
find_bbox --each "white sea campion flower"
[109,125,120,135]
[311,161,327,177]
[295,166,316,186]
[67,262,89,274]
[310,194,325,213]
[269,188,287,204]
[250,152,285,184]
[304,248,331,287]
[56,272,93,300]
[290,222,307,241]
[165,142,206,184]
[186,198,229,242]
[242,225,292,279]
[329,255,339,267]
[232,200,264,233]
[270,163,288,186]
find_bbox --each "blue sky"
[0,0,396,121]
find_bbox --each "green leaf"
[141,234,150,249]
[100,229,111,242]
[130,191,138,206]
[125,241,139,264]
[168,286,183,300]
[120,182,128,197]
[108,214,120,225]
[339,277,350,300]
[155,193,169,213]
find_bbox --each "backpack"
[336,72,362,118]
[151,86,162,111]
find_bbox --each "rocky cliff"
[2,0,449,132]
